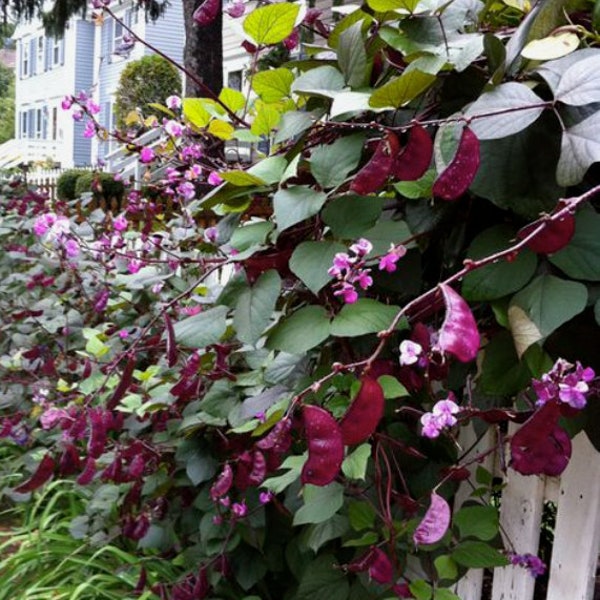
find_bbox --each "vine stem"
[286,182,600,414]
[102,6,250,129]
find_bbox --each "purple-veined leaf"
[339,377,385,446]
[193,0,220,27]
[350,132,400,195]
[438,284,480,362]
[413,492,451,545]
[106,355,136,410]
[210,463,233,500]
[368,547,394,584]
[164,313,178,367]
[392,124,433,181]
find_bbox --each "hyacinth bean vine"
[4,0,600,598]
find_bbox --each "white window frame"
[20,112,27,139]
[21,41,30,78]
[52,38,61,67]
[36,36,44,74]
[35,108,43,139]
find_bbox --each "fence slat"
[491,425,545,600]
[453,425,496,600]
[546,432,600,600]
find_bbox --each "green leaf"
[553,54,600,106]
[464,82,545,140]
[294,483,345,525]
[174,306,228,348]
[295,554,350,600]
[273,186,328,231]
[368,0,420,11]
[219,171,266,186]
[233,270,281,345]
[556,111,600,186]
[183,98,211,128]
[274,110,315,144]
[521,32,579,61]
[434,590,462,600]
[243,2,300,45]
[343,531,379,547]
[251,104,282,137]
[434,555,459,581]
[176,439,217,486]
[263,455,306,493]
[290,241,347,295]
[362,218,412,255]
[230,222,274,252]
[219,87,246,111]
[451,541,510,568]
[549,208,600,280]
[394,171,436,199]
[252,68,294,102]
[410,580,433,600]
[369,70,436,109]
[305,515,350,553]
[329,10,373,49]
[330,91,374,118]
[342,444,371,480]
[378,374,408,399]
[310,134,366,189]
[338,22,368,88]
[453,505,499,541]
[322,195,385,238]
[267,305,331,354]
[480,331,531,396]
[291,66,346,98]
[508,274,587,355]
[248,155,288,184]
[331,299,401,337]
[348,500,377,531]
[462,225,537,301]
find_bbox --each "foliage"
[114,55,182,130]
[3,1,600,599]
[0,63,14,144]
[74,171,125,203]
[56,169,90,200]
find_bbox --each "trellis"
[453,428,600,600]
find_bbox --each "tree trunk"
[183,0,223,98]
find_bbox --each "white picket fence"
[453,426,600,600]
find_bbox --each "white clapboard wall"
[453,426,600,600]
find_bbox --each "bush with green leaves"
[3,1,600,599]
[114,54,182,129]
[74,171,125,204]
[56,169,89,201]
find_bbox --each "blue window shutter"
[29,38,36,76]
[102,18,111,64]
[18,42,22,79]
[45,37,51,71]
[60,38,65,65]
[28,110,34,138]
[43,109,48,139]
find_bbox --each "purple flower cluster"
[532,358,595,410]
[508,553,546,578]
[33,212,80,258]
[420,395,460,438]
[328,238,374,303]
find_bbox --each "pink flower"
[139,146,155,163]
[283,29,299,51]
[420,396,460,438]
[166,95,182,110]
[399,340,422,366]
[226,0,245,17]
[63,238,80,257]
[204,226,218,243]
[72,110,84,122]
[40,408,69,430]
[353,269,373,290]
[328,252,353,278]
[177,181,196,200]
[86,99,101,115]
[349,238,373,257]
[420,413,441,439]
[259,491,273,504]
[83,120,96,138]
[113,214,128,232]
[118,329,129,339]
[127,259,142,274]
[334,282,358,304]
[232,501,248,518]
[61,96,73,110]
[164,119,183,137]
[379,245,406,273]
[208,171,223,186]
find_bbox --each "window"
[228,70,243,91]
[36,36,44,74]
[52,107,58,141]
[20,112,27,139]
[35,108,43,139]
[113,19,124,50]
[21,41,30,78]
[52,38,61,67]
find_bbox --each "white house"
[6,1,185,170]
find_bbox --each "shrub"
[56,169,89,200]
[74,171,125,203]
[114,54,182,129]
